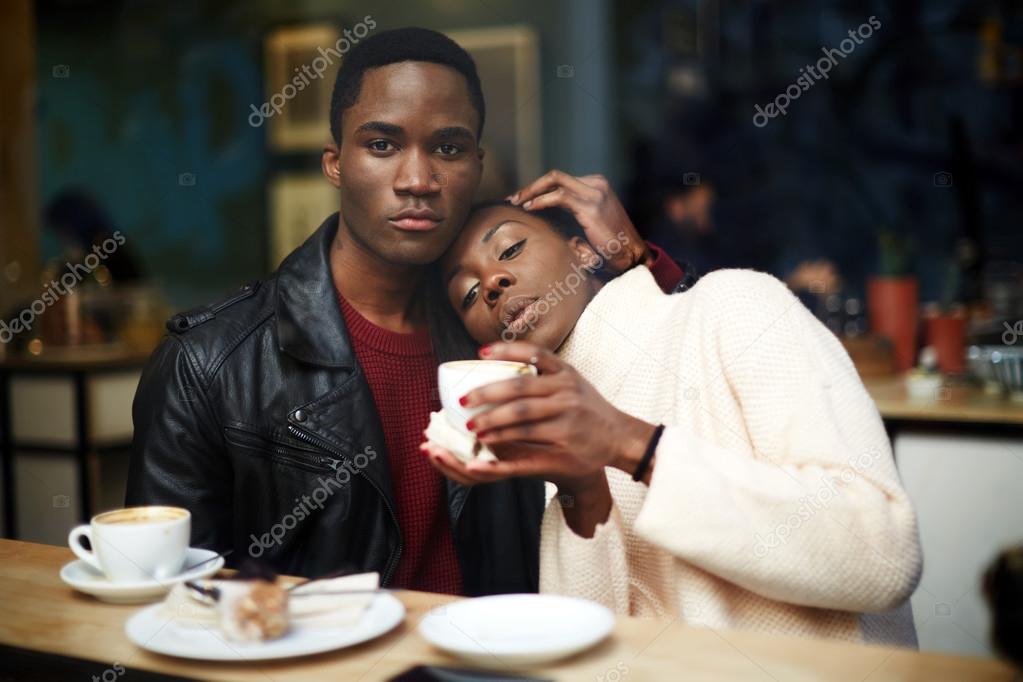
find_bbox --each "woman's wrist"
[558,472,612,538]
[611,415,658,483]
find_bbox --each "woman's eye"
[367,140,396,153]
[461,283,479,310]
[499,239,526,260]
[436,143,462,156]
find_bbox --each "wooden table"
[0,541,1014,681]
[863,377,1023,429]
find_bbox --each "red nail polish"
[466,420,476,431]
[479,344,492,357]
[459,395,469,406]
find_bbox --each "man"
[127,27,684,594]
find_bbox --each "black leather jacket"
[126,214,544,594]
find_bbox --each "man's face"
[324,61,484,266]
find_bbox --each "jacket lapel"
[274,212,396,509]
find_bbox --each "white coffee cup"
[438,360,538,435]
[68,506,191,583]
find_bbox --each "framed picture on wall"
[445,26,542,198]
[264,24,340,152]
[268,174,337,268]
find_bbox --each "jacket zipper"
[288,424,402,585]
[224,425,340,473]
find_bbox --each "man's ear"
[477,146,486,162]
[568,236,602,271]
[322,143,342,188]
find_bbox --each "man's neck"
[330,219,426,334]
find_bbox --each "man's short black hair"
[329,27,485,144]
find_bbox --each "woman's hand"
[507,170,650,274]
[422,341,657,485]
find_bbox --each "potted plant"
[923,258,967,374]
[868,228,919,373]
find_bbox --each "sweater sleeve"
[633,270,922,613]
[538,481,632,614]
[645,241,684,293]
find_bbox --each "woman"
[422,193,923,647]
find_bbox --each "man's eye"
[436,143,462,156]
[499,239,526,260]
[367,140,396,153]
[461,283,479,309]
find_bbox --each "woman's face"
[441,205,600,349]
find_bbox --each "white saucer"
[125,592,405,660]
[418,594,615,667]
[60,547,225,604]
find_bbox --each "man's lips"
[388,208,442,231]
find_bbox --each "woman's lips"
[501,297,541,337]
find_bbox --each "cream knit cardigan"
[542,266,922,647]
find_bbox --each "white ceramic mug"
[68,506,190,583]
[438,360,538,435]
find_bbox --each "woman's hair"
[424,200,609,362]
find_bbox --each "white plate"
[60,547,225,604]
[418,594,615,667]
[125,592,405,661]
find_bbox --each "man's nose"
[394,149,440,196]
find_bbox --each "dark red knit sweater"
[337,293,463,596]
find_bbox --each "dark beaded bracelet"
[632,424,666,482]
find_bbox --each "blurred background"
[0,0,1021,664]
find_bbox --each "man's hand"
[507,170,650,275]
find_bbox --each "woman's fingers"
[477,417,562,446]
[464,457,543,479]
[469,396,569,434]
[461,372,560,409]
[480,341,562,374]
[420,443,478,486]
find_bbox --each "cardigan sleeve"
[538,481,632,614]
[632,270,922,613]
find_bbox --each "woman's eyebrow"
[482,220,513,243]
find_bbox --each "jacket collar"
[275,213,355,368]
